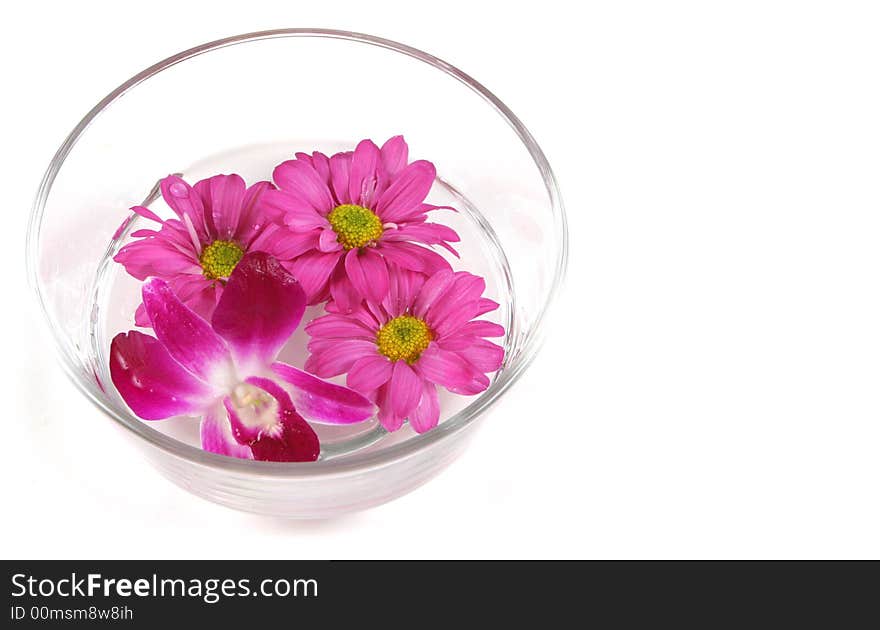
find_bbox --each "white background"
[3,1,880,559]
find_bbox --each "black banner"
[2,560,876,626]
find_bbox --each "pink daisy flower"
[110,253,374,462]
[114,173,310,326]
[304,268,505,433]
[262,136,461,312]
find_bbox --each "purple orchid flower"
[109,252,374,461]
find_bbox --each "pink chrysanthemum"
[114,173,308,326]
[304,268,505,433]
[262,136,461,313]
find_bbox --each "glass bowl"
[26,29,567,518]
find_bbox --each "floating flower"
[115,174,310,326]
[109,252,375,461]
[305,268,505,433]
[262,136,461,312]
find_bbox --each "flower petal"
[348,139,381,207]
[160,175,210,240]
[226,377,320,462]
[110,331,217,420]
[380,135,409,179]
[193,174,246,241]
[344,248,389,304]
[289,251,341,303]
[409,381,440,433]
[451,338,505,373]
[390,360,422,418]
[416,343,487,394]
[328,265,362,314]
[273,159,335,212]
[141,278,233,384]
[200,404,253,459]
[304,339,376,378]
[377,384,405,432]
[413,269,455,318]
[304,314,376,340]
[347,354,393,392]
[378,241,451,275]
[376,160,436,223]
[329,151,353,205]
[319,228,343,252]
[271,362,375,424]
[211,252,306,370]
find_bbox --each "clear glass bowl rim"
[25,28,569,477]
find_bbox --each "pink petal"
[425,272,487,335]
[273,160,334,212]
[348,139,381,207]
[304,339,376,378]
[474,298,500,317]
[344,248,390,304]
[141,278,232,383]
[211,252,306,369]
[409,381,440,433]
[378,241,451,275]
[390,360,422,418]
[271,362,375,424]
[131,205,164,223]
[200,405,253,459]
[329,152,353,205]
[328,265,362,314]
[193,174,246,240]
[110,331,216,420]
[251,224,319,259]
[376,384,405,431]
[383,222,460,257]
[347,354,393,392]
[453,320,506,339]
[450,338,505,373]
[380,135,409,179]
[413,269,455,318]
[319,228,343,252]
[381,265,426,317]
[289,251,342,303]
[226,377,320,462]
[159,175,209,240]
[305,314,376,340]
[415,343,486,393]
[235,180,277,245]
[376,160,436,223]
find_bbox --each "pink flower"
[109,252,375,462]
[304,269,505,433]
[114,174,309,326]
[262,136,461,312]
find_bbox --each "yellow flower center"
[376,315,433,363]
[327,204,384,250]
[200,240,244,280]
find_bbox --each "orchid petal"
[226,377,320,462]
[200,404,253,459]
[110,331,217,420]
[271,362,375,425]
[141,278,232,384]
[211,252,306,369]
